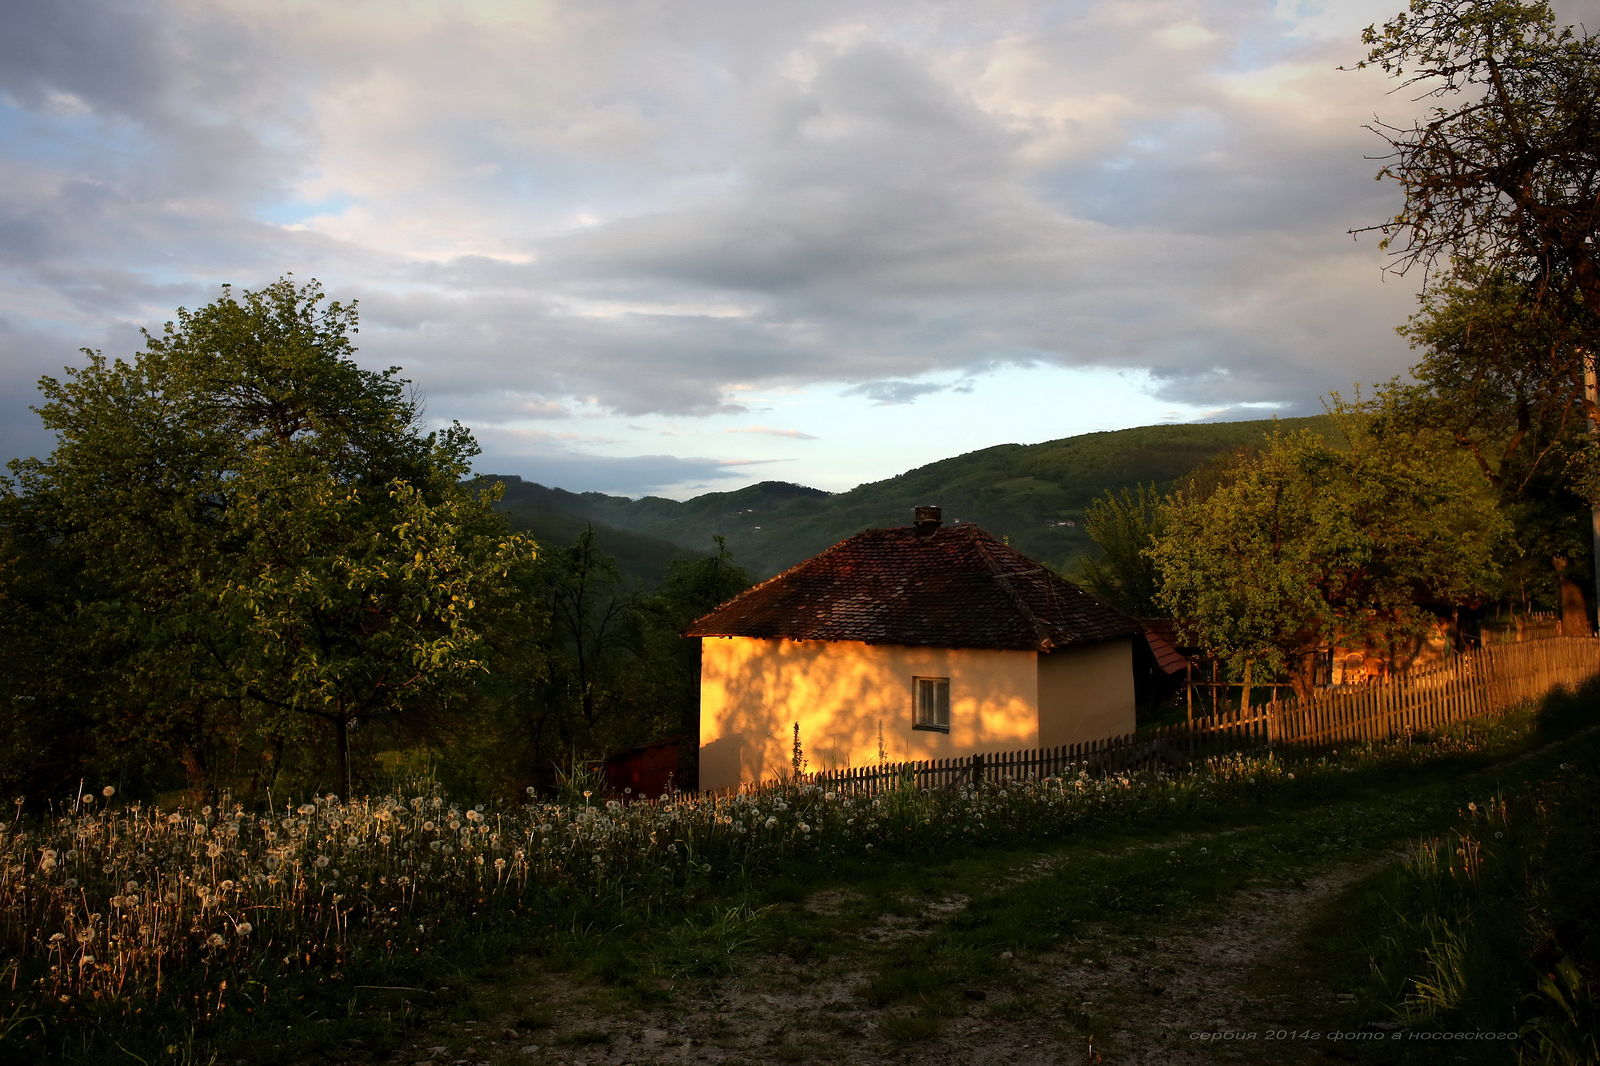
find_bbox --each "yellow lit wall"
[1036,638,1136,747]
[697,637,1039,792]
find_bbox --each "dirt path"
[384,847,1393,1066]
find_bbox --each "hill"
[485,415,1333,580]
[485,476,700,586]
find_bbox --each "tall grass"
[1363,742,1600,1064]
[0,705,1553,1063]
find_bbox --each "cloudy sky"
[4,0,1591,498]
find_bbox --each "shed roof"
[687,521,1139,652]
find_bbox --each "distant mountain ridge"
[487,415,1332,582]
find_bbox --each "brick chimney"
[913,505,942,535]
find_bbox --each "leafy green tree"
[1355,1,1600,624]
[437,531,748,796]
[1079,484,1167,617]
[1374,264,1596,624]
[526,526,637,742]
[1356,0,1600,362]
[1383,265,1589,492]
[1148,424,1505,698]
[4,278,536,797]
[634,537,751,760]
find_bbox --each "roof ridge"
[970,531,1055,651]
[686,519,1140,649]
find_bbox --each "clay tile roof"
[687,522,1140,651]
[1137,619,1191,676]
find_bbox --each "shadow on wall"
[698,636,1041,791]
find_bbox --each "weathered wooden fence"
[806,636,1600,797]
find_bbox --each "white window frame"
[912,676,950,732]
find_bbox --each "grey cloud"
[842,380,947,406]
[0,0,1437,480]
[0,0,169,119]
[471,430,775,497]
[1189,402,1311,423]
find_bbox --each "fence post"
[970,751,984,789]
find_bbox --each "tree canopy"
[1148,423,1505,697]
[3,278,536,797]
[1357,0,1600,351]
[1078,484,1167,617]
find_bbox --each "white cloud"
[0,0,1446,494]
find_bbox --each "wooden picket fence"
[806,636,1600,797]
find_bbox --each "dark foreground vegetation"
[0,276,753,808]
[2,680,1595,1065]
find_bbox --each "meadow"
[1,697,1593,1065]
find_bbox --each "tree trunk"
[335,716,351,799]
[1553,554,1590,636]
[1559,574,1590,636]
[1290,651,1317,703]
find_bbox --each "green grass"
[10,687,1594,1066]
[501,691,1597,1063]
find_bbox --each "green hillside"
[484,415,1333,580]
[484,476,699,586]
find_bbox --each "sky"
[3,0,1594,499]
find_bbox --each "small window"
[913,676,950,732]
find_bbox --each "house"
[687,506,1142,791]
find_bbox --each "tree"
[1384,263,1589,492]
[3,278,536,797]
[1079,484,1167,617]
[1373,263,1596,626]
[634,536,751,765]
[527,527,636,743]
[1357,0,1600,382]
[1148,424,1505,698]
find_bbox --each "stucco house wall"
[1037,637,1136,747]
[698,635,1038,792]
[687,507,1142,793]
